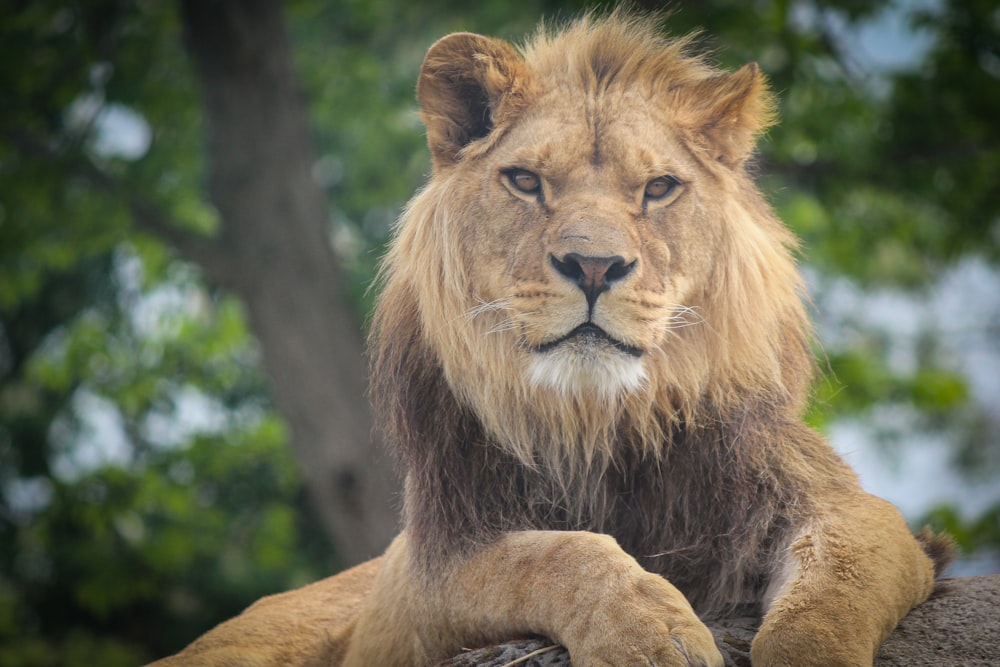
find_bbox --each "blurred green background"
[1,0,997,664]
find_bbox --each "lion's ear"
[674,62,776,166]
[417,32,532,169]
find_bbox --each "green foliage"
[1,414,329,665]
[810,351,969,420]
[0,0,997,663]
[882,0,1000,261]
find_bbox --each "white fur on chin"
[528,344,648,399]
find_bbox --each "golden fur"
[375,18,811,496]
[152,13,949,667]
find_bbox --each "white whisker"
[465,296,532,338]
[664,305,705,329]
[466,296,514,320]
[486,319,522,335]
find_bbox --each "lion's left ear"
[673,63,776,166]
[417,32,533,170]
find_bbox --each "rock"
[437,575,1000,667]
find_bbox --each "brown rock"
[437,575,1000,667]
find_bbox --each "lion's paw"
[567,570,724,667]
[574,622,723,667]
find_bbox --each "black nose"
[550,252,636,308]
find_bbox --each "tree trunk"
[178,0,398,565]
[437,575,1000,666]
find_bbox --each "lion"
[151,12,951,667]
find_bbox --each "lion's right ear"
[417,32,532,169]
[671,62,776,167]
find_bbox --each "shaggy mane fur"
[370,12,852,618]
[523,13,709,96]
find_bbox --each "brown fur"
[152,12,947,667]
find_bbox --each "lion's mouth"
[535,323,643,358]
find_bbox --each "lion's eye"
[507,169,541,195]
[644,176,681,201]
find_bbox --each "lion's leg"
[343,530,723,667]
[146,558,380,667]
[751,493,937,667]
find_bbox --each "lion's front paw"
[567,570,723,667]
[580,627,723,667]
[750,620,874,667]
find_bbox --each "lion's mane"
[370,13,852,618]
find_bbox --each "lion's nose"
[550,252,636,307]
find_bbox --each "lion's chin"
[528,344,648,398]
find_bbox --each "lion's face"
[374,19,810,464]
[446,88,722,398]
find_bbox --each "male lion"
[153,13,950,667]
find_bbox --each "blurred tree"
[0,0,997,664]
[1,0,403,663]
[177,0,398,566]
